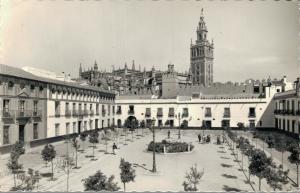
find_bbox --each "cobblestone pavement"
[0,129,298,191]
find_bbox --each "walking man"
[198,133,201,143]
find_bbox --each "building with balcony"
[274,78,300,135]
[0,64,115,153]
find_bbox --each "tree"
[82,170,120,191]
[56,155,75,192]
[288,145,300,186]
[80,132,88,152]
[15,168,40,191]
[7,149,23,188]
[71,137,80,168]
[274,136,287,169]
[237,122,245,130]
[265,165,289,191]
[248,149,272,191]
[41,144,56,180]
[119,158,136,191]
[266,135,275,148]
[89,131,99,159]
[182,164,204,191]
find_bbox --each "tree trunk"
[13,173,16,187]
[297,164,299,186]
[67,168,69,192]
[241,154,243,171]
[281,151,284,169]
[93,146,95,158]
[258,177,261,191]
[75,149,78,168]
[51,161,54,180]
[123,183,126,191]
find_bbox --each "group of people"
[198,133,211,143]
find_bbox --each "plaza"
[0,129,298,192]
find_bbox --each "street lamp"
[151,117,157,173]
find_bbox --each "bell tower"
[190,9,214,86]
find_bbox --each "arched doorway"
[124,116,138,129]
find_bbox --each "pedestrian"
[167,130,170,139]
[112,143,117,154]
[198,133,201,143]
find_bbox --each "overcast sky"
[0,0,299,83]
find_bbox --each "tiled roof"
[0,64,115,95]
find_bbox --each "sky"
[0,0,299,83]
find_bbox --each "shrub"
[148,140,194,153]
[82,170,120,191]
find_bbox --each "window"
[157,108,163,117]
[3,126,9,144]
[112,106,115,115]
[3,99,9,115]
[33,101,38,115]
[84,121,87,131]
[145,108,151,117]
[224,108,230,117]
[249,120,255,128]
[128,105,134,114]
[205,108,211,117]
[55,101,60,116]
[39,85,44,91]
[108,105,111,116]
[168,108,174,117]
[30,84,35,91]
[33,123,38,139]
[182,108,189,117]
[66,122,70,134]
[55,124,60,136]
[249,107,256,117]
[292,120,295,133]
[73,122,77,133]
[89,120,93,130]
[117,106,122,114]
[8,81,14,89]
[96,104,99,115]
[19,100,25,116]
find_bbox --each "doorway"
[19,125,25,142]
[78,121,82,134]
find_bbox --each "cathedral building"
[190,9,214,86]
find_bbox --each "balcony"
[17,110,33,119]
[90,110,94,116]
[83,109,89,116]
[204,113,211,118]
[78,109,83,116]
[32,110,42,118]
[248,113,256,118]
[168,113,174,118]
[55,110,60,117]
[72,109,78,117]
[223,113,231,118]
[65,109,72,117]
[128,110,135,115]
[157,113,163,118]
[182,113,189,118]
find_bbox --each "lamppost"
[177,112,181,139]
[151,117,157,173]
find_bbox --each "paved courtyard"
[0,129,298,192]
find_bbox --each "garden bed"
[147,140,194,153]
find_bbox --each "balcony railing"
[157,113,163,118]
[65,109,71,117]
[2,110,42,120]
[168,113,174,117]
[90,110,94,116]
[83,109,89,116]
[182,113,189,118]
[204,113,211,117]
[128,110,135,115]
[223,113,231,118]
[248,113,256,118]
[55,110,60,117]
[72,109,78,117]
